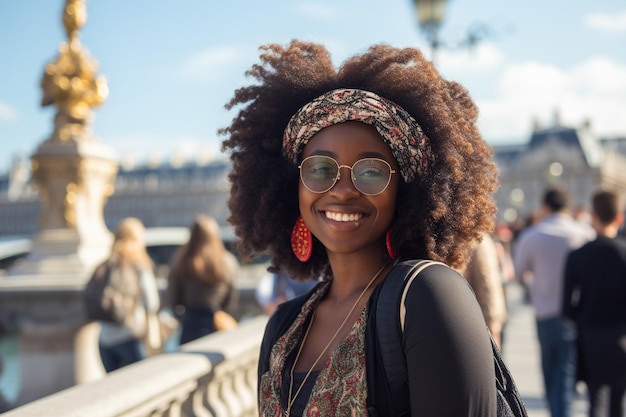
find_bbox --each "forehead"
[301,121,395,162]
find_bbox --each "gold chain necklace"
[285,262,389,416]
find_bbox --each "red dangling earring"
[386,229,397,260]
[291,216,312,262]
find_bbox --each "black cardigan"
[257,262,497,417]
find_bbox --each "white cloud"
[568,57,626,95]
[295,2,339,20]
[477,58,626,142]
[440,42,504,73]
[584,11,626,33]
[0,101,18,121]
[177,46,243,83]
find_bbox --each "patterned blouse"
[259,281,369,416]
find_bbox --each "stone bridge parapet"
[2,316,268,417]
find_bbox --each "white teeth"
[325,211,363,222]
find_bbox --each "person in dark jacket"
[563,189,626,417]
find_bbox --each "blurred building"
[493,117,626,224]
[2,119,626,233]
[0,157,232,237]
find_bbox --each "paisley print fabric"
[259,281,369,416]
[282,88,434,183]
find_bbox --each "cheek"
[298,183,314,216]
[379,197,397,228]
[298,187,321,239]
[380,181,399,223]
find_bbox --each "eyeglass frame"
[298,155,397,196]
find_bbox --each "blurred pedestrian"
[0,325,10,412]
[494,222,516,287]
[167,215,239,344]
[96,217,161,372]
[461,233,508,349]
[256,270,317,316]
[514,186,595,417]
[512,212,542,304]
[563,189,626,417]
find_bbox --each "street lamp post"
[412,0,447,63]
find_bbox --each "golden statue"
[29,0,117,236]
[40,0,109,142]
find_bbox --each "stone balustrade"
[2,315,268,417]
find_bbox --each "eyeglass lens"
[299,155,393,195]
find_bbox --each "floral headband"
[282,88,433,182]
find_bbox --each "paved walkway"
[502,283,588,417]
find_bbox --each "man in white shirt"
[514,187,595,417]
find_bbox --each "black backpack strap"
[372,259,438,416]
[372,259,529,417]
[491,333,529,416]
[365,280,382,417]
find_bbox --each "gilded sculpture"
[31,0,117,231]
[40,0,108,142]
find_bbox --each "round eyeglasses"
[298,155,396,196]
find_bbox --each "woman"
[221,41,499,416]
[97,217,160,372]
[168,215,239,344]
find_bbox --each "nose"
[329,165,359,199]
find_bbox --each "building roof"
[491,123,607,169]
[528,124,603,167]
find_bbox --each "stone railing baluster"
[1,316,268,417]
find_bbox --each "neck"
[326,253,390,302]
[594,224,619,238]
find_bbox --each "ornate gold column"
[1,0,119,406]
[11,0,118,276]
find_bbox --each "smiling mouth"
[324,211,364,222]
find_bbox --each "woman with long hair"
[168,215,239,344]
[96,217,160,372]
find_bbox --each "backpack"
[371,259,528,417]
[83,260,142,325]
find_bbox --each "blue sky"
[1,0,625,175]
